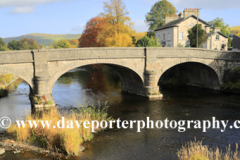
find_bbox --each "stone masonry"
[0,48,240,108]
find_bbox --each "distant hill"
[3,33,81,46]
[230,26,240,36]
[230,26,240,31]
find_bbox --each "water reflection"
[52,66,122,107]
[1,65,240,159]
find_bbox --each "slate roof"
[206,32,228,39]
[217,32,228,38]
[154,15,211,31]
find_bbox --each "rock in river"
[79,146,85,152]
[0,148,5,155]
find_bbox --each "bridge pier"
[144,70,163,99]
[31,51,55,110]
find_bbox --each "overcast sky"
[0,0,239,38]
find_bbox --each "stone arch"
[48,59,145,95]
[0,67,34,90]
[155,58,221,86]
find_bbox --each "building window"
[179,32,183,39]
[168,33,170,40]
[158,35,160,41]
[216,35,219,40]
[163,34,165,41]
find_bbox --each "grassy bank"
[7,102,112,156]
[177,140,240,160]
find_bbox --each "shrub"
[177,140,240,160]
[7,101,112,156]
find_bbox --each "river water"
[1,65,240,160]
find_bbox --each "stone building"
[154,8,228,50]
[202,27,228,50]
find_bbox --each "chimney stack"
[178,12,183,19]
[183,8,200,18]
[165,15,178,24]
[214,27,221,32]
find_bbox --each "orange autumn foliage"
[78,17,107,47]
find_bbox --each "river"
[1,65,240,160]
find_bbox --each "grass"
[177,140,240,160]
[7,101,113,156]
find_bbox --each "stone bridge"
[0,48,240,108]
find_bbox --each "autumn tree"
[188,24,207,47]
[68,39,78,48]
[145,0,177,31]
[79,17,107,47]
[97,0,135,47]
[208,17,230,36]
[17,38,39,50]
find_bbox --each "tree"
[188,24,207,47]
[136,36,161,47]
[132,36,136,45]
[79,17,107,47]
[21,41,29,50]
[208,17,230,36]
[29,39,39,50]
[145,0,177,31]
[0,38,6,51]
[7,40,21,50]
[97,0,135,47]
[57,39,71,48]
[228,37,232,47]
[69,39,78,48]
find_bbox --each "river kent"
[1,65,240,160]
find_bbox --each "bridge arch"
[157,61,221,90]
[48,59,145,96]
[0,67,34,90]
[155,58,221,85]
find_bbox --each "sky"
[0,0,240,38]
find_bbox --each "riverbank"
[5,103,113,157]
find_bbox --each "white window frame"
[179,32,183,40]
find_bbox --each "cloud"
[141,0,240,10]
[0,0,76,13]
[72,23,85,33]
[11,6,36,14]
[133,20,148,32]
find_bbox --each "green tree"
[145,0,177,31]
[188,24,207,47]
[0,38,6,51]
[228,37,232,47]
[7,40,21,50]
[132,36,136,45]
[136,36,161,47]
[22,41,29,50]
[208,17,230,36]
[57,39,70,48]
